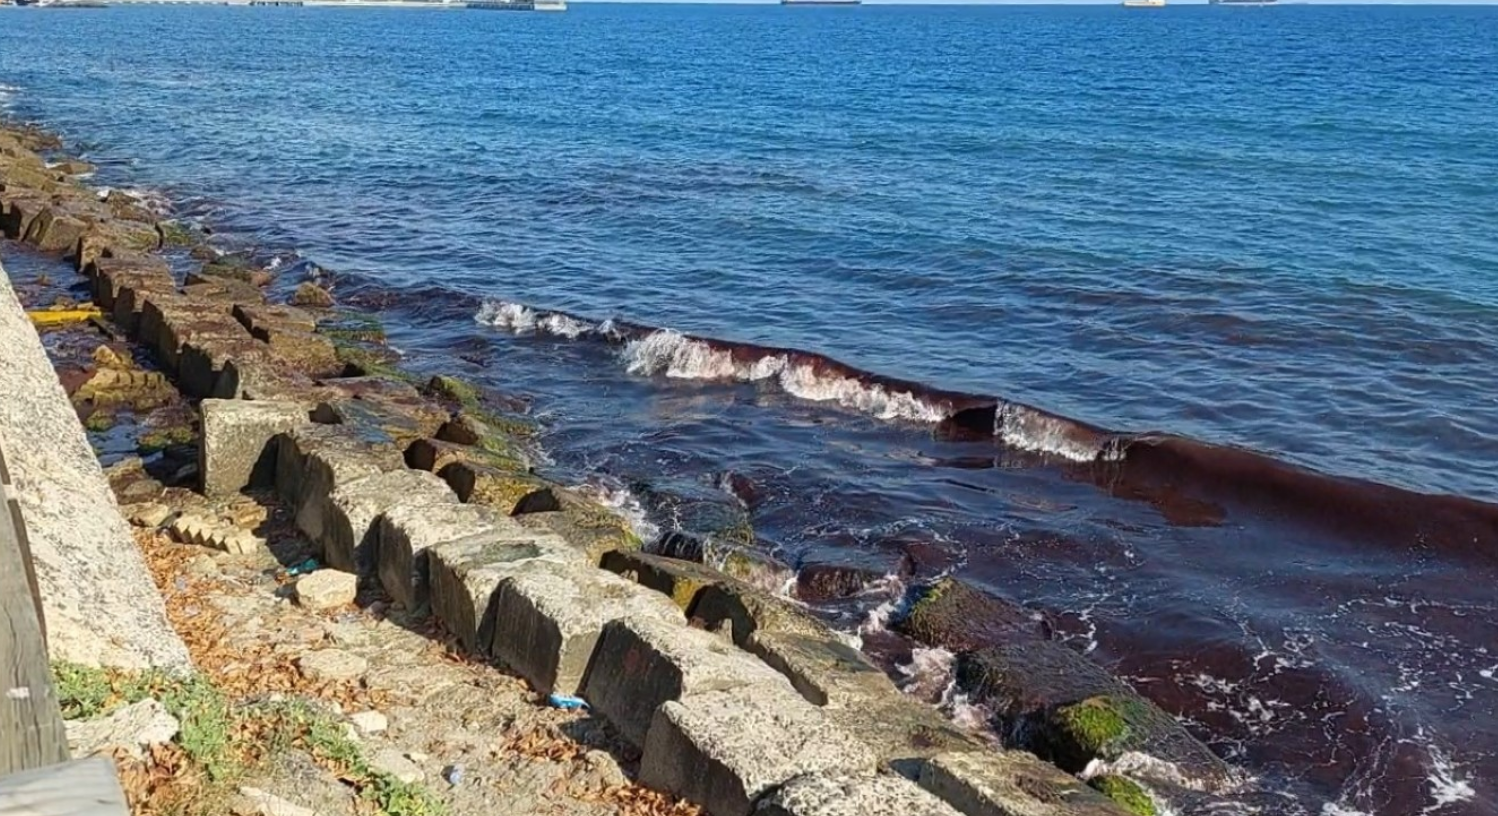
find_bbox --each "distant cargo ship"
[1123,0,1166,7]
[781,0,861,6]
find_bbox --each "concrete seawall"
[0,257,189,671]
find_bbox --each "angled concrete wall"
[0,257,189,671]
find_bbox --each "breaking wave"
[474,297,1498,554]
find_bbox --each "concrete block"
[487,566,683,696]
[375,501,523,612]
[426,532,584,653]
[439,460,552,514]
[601,549,730,611]
[319,469,456,573]
[199,398,308,498]
[690,581,828,647]
[640,686,877,816]
[744,630,899,707]
[916,751,1130,816]
[825,694,986,776]
[276,424,404,542]
[757,772,963,816]
[579,615,797,748]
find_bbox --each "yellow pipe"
[27,305,102,328]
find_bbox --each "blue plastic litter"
[285,557,321,577]
[547,693,589,711]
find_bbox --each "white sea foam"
[898,645,957,702]
[581,481,660,545]
[997,402,1116,463]
[476,300,598,339]
[1083,751,1235,794]
[779,361,948,422]
[1421,738,1475,813]
[476,304,966,424]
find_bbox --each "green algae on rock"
[1089,775,1156,816]
[895,576,1044,653]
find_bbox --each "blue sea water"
[4,4,1498,814]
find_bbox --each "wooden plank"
[0,439,70,777]
[0,446,46,643]
[0,758,129,816]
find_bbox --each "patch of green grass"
[52,661,122,720]
[52,664,445,816]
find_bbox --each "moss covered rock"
[1089,775,1156,816]
[954,640,1232,790]
[895,577,1045,653]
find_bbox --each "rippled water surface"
[4,4,1498,814]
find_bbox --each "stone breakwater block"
[640,686,878,816]
[690,582,827,647]
[757,772,963,816]
[405,437,512,475]
[87,254,171,311]
[917,751,1131,816]
[427,532,584,653]
[518,497,645,565]
[233,302,318,336]
[319,469,457,573]
[0,190,50,238]
[825,694,985,775]
[439,460,553,514]
[24,204,91,252]
[200,399,308,498]
[579,615,798,748]
[956,642,1231,789]
[745,630,899,708]
[377,503,524,610]
[296,569,357,611]
[488,567,683,696]
[376,501,523,611]
[276,424,404,536]
[180,334,268,399]
[601,550,731,611]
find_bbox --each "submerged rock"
[1089,775,1157,816]
[633,477,754,562]
[894,577,1047,653]
[955,641,1232,790]
[290,282,334,308]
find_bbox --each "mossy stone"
[84,410,116,432]
[138,424,195,454]
[1089,775,1155,816]
[1055,695,1146,758]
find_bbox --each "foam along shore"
[2,117,1227,816]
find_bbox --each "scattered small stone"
[126,502,173,528]
[235,786,320,816]
[582,749,628,789]
[443,764,465,787]
[349,710,388,735]
[185,554,221,578]
[65,698,180,759]
[295,570,357,611]
[368,748,424,784]
[290,282,334,309]
[406,751,430,763]
[297,649,369,683]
